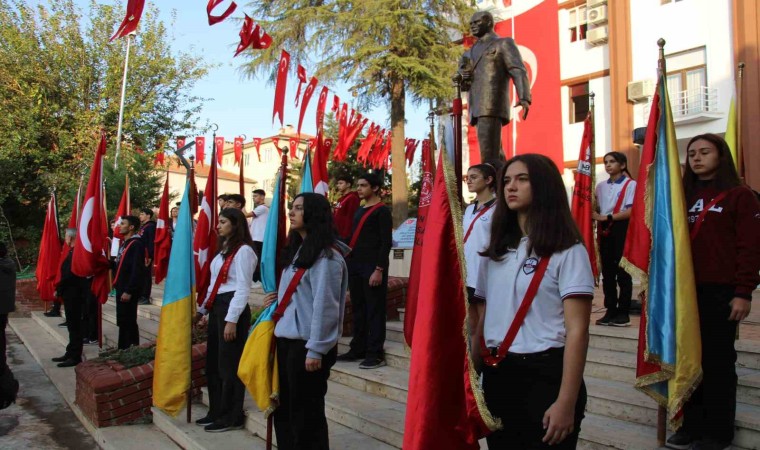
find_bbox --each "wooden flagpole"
[737,62,745,178]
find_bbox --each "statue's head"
[469,11,494,38]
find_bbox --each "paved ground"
[0,329,97,450]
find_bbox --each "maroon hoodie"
[687,181,760,299]
[333,191,360,240]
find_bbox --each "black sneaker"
[359,357,386,369]
[58,321,68,328]
[52,355,70,362]
[137,297,151,305]
[83,338,98,345]
[336,351,365,362]
[204,422,244,433]
[57,358,81,368]
[610,313,631,327]
[195,415,215,426]
[595,311,614,326]
[666,429,694,449]
[44,309,61,317]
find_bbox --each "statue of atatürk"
[459,11,531,166]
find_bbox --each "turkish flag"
[234,14,254,57]
[272,137,282,157]
[297,77,318,139]
[289,137,300,160]
[250,23,272,49]
[154,175,171,284]
[72,133,111,303]
[312,137,330,196]
[36,193,61,303]
[295,65,307,107]
[193,142,218,304]
[206,0,237,26]
[215,136,225,166]
[252,137,262,162]
[272,50,290,126]
[195,136,206,166]
[153,151,165,166]
[403,139,434,346]
[177,137,186,150]
[233,137,244,165]
[403,151,496,449]
[571,116,599,280]
[110,0,145,41]
[110,175,131,257]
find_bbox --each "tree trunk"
[390,77,408,228]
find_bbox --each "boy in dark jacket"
[113,216,146,349]
[51,229,89,367]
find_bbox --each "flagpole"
[589,92,601,285]
[239,134,247,197]
[736,62,745,178]
[427,100,436,172]
[114,32,136,169]
[452,73,464,203]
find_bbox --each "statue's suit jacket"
[461,32,531,126]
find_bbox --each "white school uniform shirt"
[249,204,269,242]
[198,245,256,323]
[595,176,636,215]
[463,199,496,289]
[474,238,594,354]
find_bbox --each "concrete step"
[578,413,665,450]
[10,317,180,450]
[329,359,409,404]
[397,308,405,323]
[35,310,116,353]
[101,302,159,346]
[199,387,397,449]
[148,282,267,308]
[152,404,266,450]
[338,337,409,370]
[385,320,405,344]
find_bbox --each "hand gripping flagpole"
[114,31,136,169]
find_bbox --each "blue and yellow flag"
[621,71,702,427]
[153,180,196,417]
[300,148,314,194]
[238,164,287,416]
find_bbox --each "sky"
[71,0,433,156]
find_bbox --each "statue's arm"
[502,38,531,105]
[458,51,473,91]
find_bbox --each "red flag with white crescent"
[193,143,218,303]
[71,133,111,303]
[177,137,186,150]
[312,137,331,196]
[295,65,307,107]
[110,175,131,257]
[154,174,171,284]
[110,0,145,41]
[250,23,272,49]
[233,137,244,165]
[252,137,262,162]
[36,193,61,303]
[331,94,340,113]
[288,137,300,160]
[571,116,599,280]
[206,0,237,26]
[234,14,253,57]
[297,76,318,139]
[272,50,290,126]
[215,136,225,166]
[195,137,206,166]
[272,137,282,157]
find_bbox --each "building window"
[264,148,273,163]
[244,153,250,166]
[569,82,590,124]
[665,47,708,116]
[568,6,587,43]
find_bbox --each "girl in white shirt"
[593,151,636,327]
[463,163,496,355]
[474,154,594,449]
[194,208,256,432]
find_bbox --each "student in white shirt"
[593,151,636,327]
[474,154,594,449]
[463,163,497,354]
[193,208,256,432]
[248,189,269,282]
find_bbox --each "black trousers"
[273,338,337,450]
[599,219,632,315]
[483,347,587,449]
[475,116,507,166]
[115,291,139,350]
[206,292,250,426]
[682,284,738,444]
[62,293,84,361]
[347,273,387,359]
[83,288,98,341]
[0,314,7,372]
[141,265,153,300]
[252,241,263,282]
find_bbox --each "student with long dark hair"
[194,208,255,432]
[464,163,497,354]
[593,151,636,327]
[666,134,760,450]
[474,154,594,449]
[263,193,349,450]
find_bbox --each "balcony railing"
[643,86,721,123]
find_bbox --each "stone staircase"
[56,284,760,449]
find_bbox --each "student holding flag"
[667,134,760,450]
[463,163,496,357]
[593,152,636,327]
[112,216,146,350]
[194,207,255,433]
[260,192,349,450]
[474,154,594,449]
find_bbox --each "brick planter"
[75,342,208,427]
[342,276,408,337]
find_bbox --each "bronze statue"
[459,11,531,166]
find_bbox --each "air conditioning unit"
[587,5,608,25]
[587,0,607,8]
[627,80,655,103]
[587,26,609,45]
